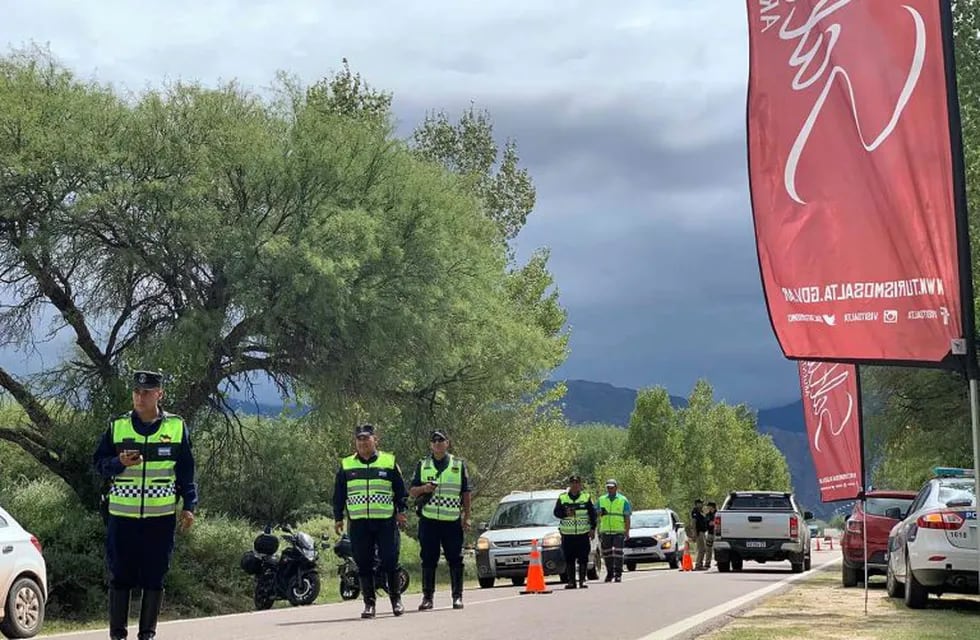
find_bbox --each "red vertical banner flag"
[799,361,864,501]
[745,0,965,364]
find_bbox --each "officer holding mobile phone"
[92,370,198,640]
[408,430,471,611]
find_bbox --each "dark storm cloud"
[0,0,804,409]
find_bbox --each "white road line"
[636,556,843,640]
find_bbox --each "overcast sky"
[0,0,802,408]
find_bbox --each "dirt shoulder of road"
[702,563,979,640]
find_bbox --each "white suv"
[0,505,47,639]
[885,467,978,608]
[474,489,600,588]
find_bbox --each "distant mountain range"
[226,378,835,518]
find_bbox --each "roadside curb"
[637,556,843,640]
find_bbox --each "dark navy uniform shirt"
[92,410,198,513]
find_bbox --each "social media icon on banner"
[883,310,898,324]
[939,307,950,325]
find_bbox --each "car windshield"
[631,514,670,528]
[489,499,559,529]
[864,497,914,517]
[938,480,976,507]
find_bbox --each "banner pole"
[862,496,869,615]
[939,0,980,595]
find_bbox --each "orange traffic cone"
[520,539,552,594]
[680,541,694,572]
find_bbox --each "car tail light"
[714,515,721,536]
[30,535,42,553]
[789,515,799,540]
[916,511,965,530]
[846,519,863,535]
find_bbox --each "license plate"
[627,546,654,554]
[746,540,766,548]
[500,556,525,565]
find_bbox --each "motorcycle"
[332,533,410,600]
[240,524,323,610]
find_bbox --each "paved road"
[48,549,839,640]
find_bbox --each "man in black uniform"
[691,499,709,570]
[93,370,197,640]
[333,423,409,619]
[553,474,596,589]
[408,430,471,611]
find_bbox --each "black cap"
[568,474,582,483]
[133,370,163,390]
[354,423,375,437]
[430,430,448,442]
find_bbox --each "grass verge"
[705,563,979,640]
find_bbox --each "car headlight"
[541,532,562,548]
[653,533,668,541]
[476,536,490,551]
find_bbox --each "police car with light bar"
[885,467,978,608]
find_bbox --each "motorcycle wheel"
[253,583,275,611]
[287,571,321,606]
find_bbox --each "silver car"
[623,508,687,571]
[474,489,601,588]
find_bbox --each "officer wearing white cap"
[408,429,471,610]
[332,423,409,619]
[596,479,631,582]
[92,370,198,639]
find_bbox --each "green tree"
[568,423,628,483]
[593,458,665,511]
[411,105,535,241]
[0,46,566,507]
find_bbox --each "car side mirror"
[478,522,489,532]
[803,511,814,521]
[884,507,904,520]
[675,522,684,530]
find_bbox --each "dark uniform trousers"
[349,517,401,604]
[106,515,177,590]
[600,533,626,579]
[561,533,591,584]
[418,517,465,600]
[106,514,175,640]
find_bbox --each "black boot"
[564,565,577,589]
[387,572,404,616]
[449,565,464,609]
[109,588,130,640]
[360,575,376,619]
[137,589,163,640]
[613,557,623,582]
[418,568,436,610]
[578,562,589,588]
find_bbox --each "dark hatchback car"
[841,490,917,587]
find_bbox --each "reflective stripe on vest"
[598,494,627,534]
[558,491,592,535]
[108,414,184,519]
[420,454,464,521]
[342,451,397,519]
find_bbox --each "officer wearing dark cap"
[333,423,409,619]
[408,430,471,611]
[553,474,596,589]
[92,370,197,640]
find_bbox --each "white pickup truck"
[712,491,813,573]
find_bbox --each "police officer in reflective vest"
[92,370,197,640]
[408,430,471,611]
[552,474,596,589]
[333,423,409,619]
[597,479,631,583]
